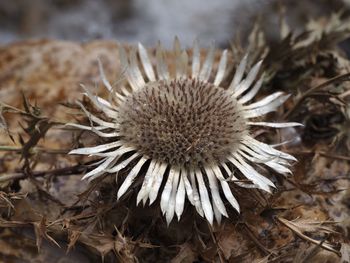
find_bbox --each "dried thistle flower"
[68,38,300,225]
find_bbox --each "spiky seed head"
[68,38,301,225]
[118,78,247,167]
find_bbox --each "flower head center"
[118,78,247,167]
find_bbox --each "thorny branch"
[0,161,97,183]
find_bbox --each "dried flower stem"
[0,162,94,183]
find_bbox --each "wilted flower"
[69,38,300,225]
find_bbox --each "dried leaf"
[340,243,350,263]
[170,243,197,263]
[277,217,340,255]
[33,217,61,252]
[67,229,82,253]
[252,256,269,263]
[0,105,7,130]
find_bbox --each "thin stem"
[0,102,27,115]
[0,162,96,183]
[0,146,70,155]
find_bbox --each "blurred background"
[0,0,348,48]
